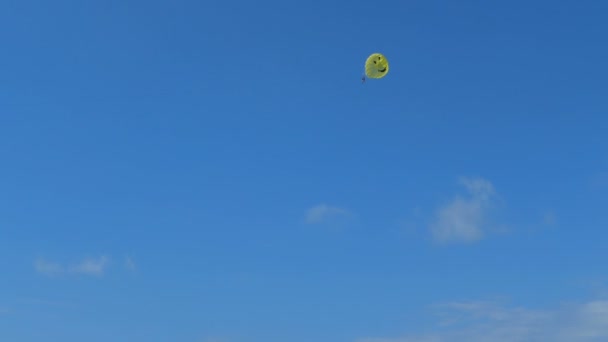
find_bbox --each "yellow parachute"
[362,53,389,82]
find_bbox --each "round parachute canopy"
[364,53,389,79]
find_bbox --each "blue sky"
[1,0,608,341]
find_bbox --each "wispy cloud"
[305,203,354,225]
[200,338,229,342]
[35,256,110,277]
[590,171,608,188]
[542,210,557,226]
[125,256,136,271]
[34,259,63,276]
[356,299,608,342]
[18,297,77,309]
[68,256,109,276]
[429,177,498,244]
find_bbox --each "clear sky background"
[2,0,608,341]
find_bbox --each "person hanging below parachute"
[362,53,389,83]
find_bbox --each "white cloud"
[35,256,110,277]
[69,256,109,276]
[429,177,497,244]
[356,299,608,342]
[305,203,353,224]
